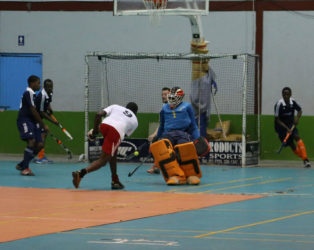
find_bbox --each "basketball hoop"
[143,0,168,26]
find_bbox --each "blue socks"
[22,147,35,170]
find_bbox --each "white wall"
[2,10,313,115]
[263,11,314,115]
[0,11,254,111]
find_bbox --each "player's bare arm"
[30,106,48,132]
[294,110,302,125]
[93,110,107,135]
[41,111,59,126]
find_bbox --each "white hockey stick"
[211,89,227,138]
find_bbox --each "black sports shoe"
[303,159,311,168]
[111,181,125,190]
[72,171,82,188]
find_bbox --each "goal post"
[84,52,260,166]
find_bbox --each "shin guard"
[174,142,202,180]
[150,139,186,184]
[297,139,308,160]
[293,147,302,158]
[38,148,45,160]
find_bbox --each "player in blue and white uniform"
[16,75,48,176]
[34,79,58,164]
[274,87,311,168]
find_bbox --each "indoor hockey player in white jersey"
[72,102,138,190]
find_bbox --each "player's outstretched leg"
[72,151,109,189]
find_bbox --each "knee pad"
[174,142,202,178]
[150,139,185,183]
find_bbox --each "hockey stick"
[49,132,73,159]
[211,88,227,138]
[50,114,73,140]
[128,155,151,177]
[277,125,295,154]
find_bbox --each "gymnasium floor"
[0,158,314,250]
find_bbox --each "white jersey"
[101,104,138,140]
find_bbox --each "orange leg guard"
[174,142,202,185]
[150,139,186,185]
[296,139,308,160]
[38,148,45,160]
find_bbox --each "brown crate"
[206,129,222,140]
[215,120,231,136]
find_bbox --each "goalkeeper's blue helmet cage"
[167,87,185,107]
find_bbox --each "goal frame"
[84,52,260,167]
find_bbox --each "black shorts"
[17,118,42,142]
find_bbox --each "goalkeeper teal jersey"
[157,102,200,140]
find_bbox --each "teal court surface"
[0,159,314,250]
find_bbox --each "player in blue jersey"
[34,79,59,164]
[156,87,200,145]
[150,87,208,185]
[16,75,49,176]
[274,87,311,168]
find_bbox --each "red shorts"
[99,123,121,156]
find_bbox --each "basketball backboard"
[113,0,209,16]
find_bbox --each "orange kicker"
[0,187,263,242]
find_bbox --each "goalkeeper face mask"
[167,87,185,108]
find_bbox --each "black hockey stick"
[49,132,73,159]
[128,155,151,177]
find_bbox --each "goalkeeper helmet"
[167,87,185,108]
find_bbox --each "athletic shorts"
[100,123,121,156]
[276,127,298,146]
[17,119,42,142]
[161,130,192,147]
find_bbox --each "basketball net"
[143,0,168,26]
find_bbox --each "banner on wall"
[88,138,259,166]
[206,141,259,165]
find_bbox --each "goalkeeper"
[274,87,311,168]
[190,63,218,137]
[72,102,138,189]
[150,87,209,185]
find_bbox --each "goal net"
[84,52,260,166]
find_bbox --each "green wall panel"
[0,111,313,161]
